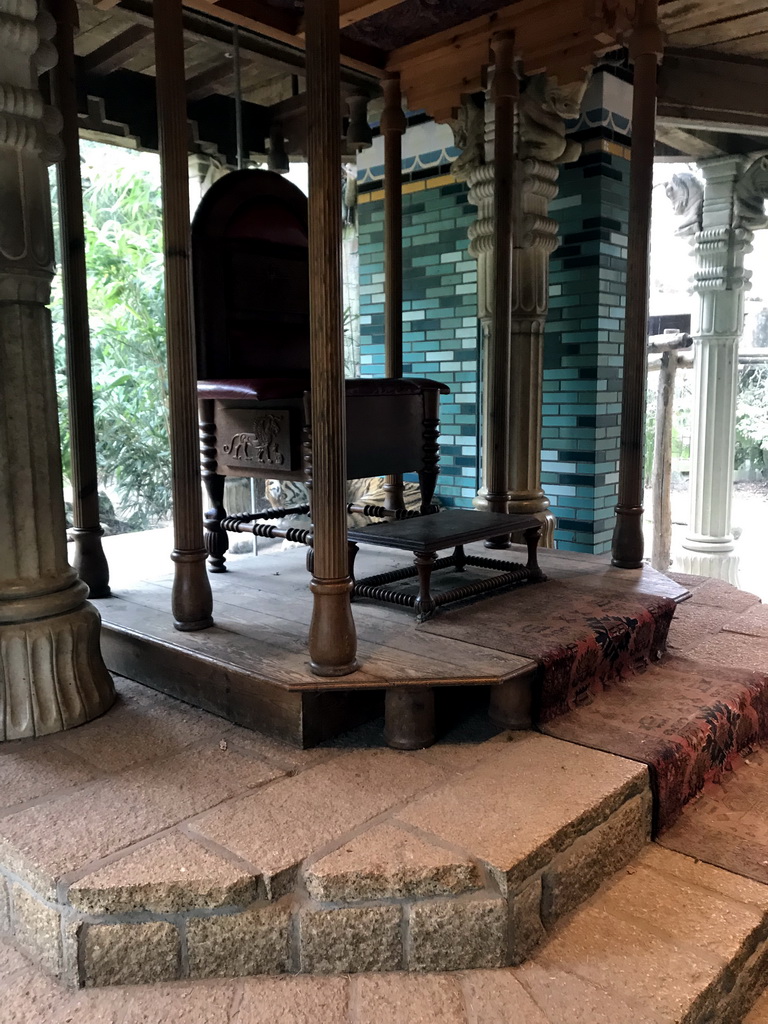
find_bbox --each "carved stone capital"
[0,0,63,302]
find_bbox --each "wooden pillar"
[381,73,406,511]
[153,0,213,630]
[650,350,675,571]
[611,0,663,568]
[305,0,358,676]
[49,0,110,598]
[485,32,517,544]
[647,331,692,571]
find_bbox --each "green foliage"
[644,369,693,487]
[735,365,768,474]
[51,143,171,530]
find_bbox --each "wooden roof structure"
[74,0,768,163]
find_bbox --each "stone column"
[463,75,587,545]
[0,0,115,740]
[671,156,767,584]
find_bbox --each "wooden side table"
[348,509,546,623]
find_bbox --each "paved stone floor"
[0,681,651,985]
[5,842,768,1023]
[4,557,768,1018]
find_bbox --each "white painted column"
[678,157,755,584]
[0,0,115,739]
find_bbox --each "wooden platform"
[92,529,689,746]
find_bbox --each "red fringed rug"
[543,657,768,832]
[420,581,768,832]
[419,580,678,720]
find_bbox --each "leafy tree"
[51,142,171,530]
[735,364,768,474]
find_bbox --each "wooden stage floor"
[92,529,689,746]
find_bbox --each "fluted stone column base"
[1,587,115,741]
[677,547,739,586]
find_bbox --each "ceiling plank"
[182,0,386,76]
[655,124,726,158]
[339,0,405,28]
[713,31,768,56]
[667,10,768,48]
[80,23,152,73]
[657,49,768,133]
[660,0,765,34]
[186,58,235,100]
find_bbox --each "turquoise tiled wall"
[356,141,630,541]
[543,148,630,553]
[357,176,479,508]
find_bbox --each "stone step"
[0,705,651,986]
[4,844,768,1023]
[747,990,768,1023]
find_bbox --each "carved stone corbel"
[735,155,768,231]
[665,172,703,238]
[449,96,485,182]
[0,0,115,740]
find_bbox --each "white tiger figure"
[265,476,428,532]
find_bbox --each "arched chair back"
[192,169,311,384]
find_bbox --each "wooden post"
[611,0,663,568]
[153,0,213,631]
[649,331,691,571]
[305,0,358,676]
[381,73,406,511]
[485,32,517,546]
[49,0,110,597]
[651,350,674,571]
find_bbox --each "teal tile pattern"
[543,148,630,554]
[357,175,479,508]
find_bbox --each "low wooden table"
[348,509,546,623]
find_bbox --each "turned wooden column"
[305,0,358,676]
[612,0,663,568]
[381,73,406,511]
[0,0,114,740]
[49,0,109,598]
[485,32,517,545]
[153,0,213,630]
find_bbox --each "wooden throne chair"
[192,168,449,572]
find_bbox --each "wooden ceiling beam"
[658,49,768,123]
[666,10,768,49]
[655,124,726,158]
[660,0,766,35]
[80,23,152,74]
[388,0,618,122]
[182,0,387,77]
[339,0,404,29]
[185,58,235,100]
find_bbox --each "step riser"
[0,789,651,987]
